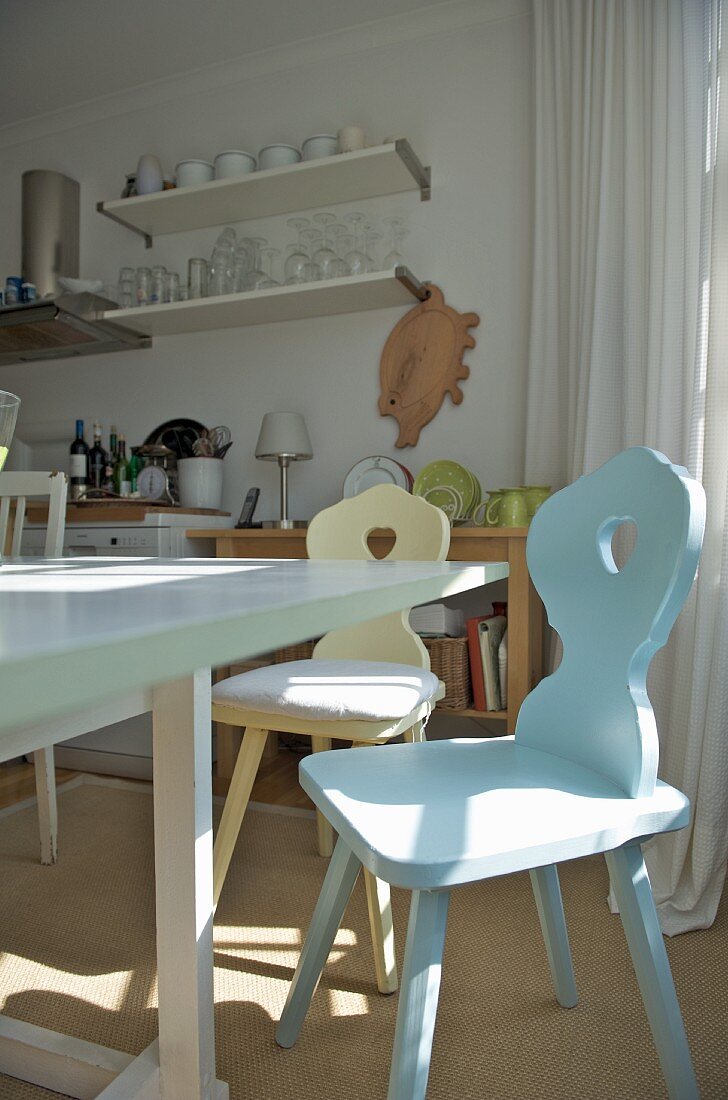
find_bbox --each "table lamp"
[255,412,313,529]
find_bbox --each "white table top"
[0,556,507,733]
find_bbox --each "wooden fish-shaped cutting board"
[378,285,479,447]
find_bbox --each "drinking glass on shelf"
[118,279,134,308]
[188,258,208,299]
[343,212,368,275]
[166,272,180,302]
[312,212,339,279]
[0,391,20,475]
[135,266,152,306]
[150,265,167,304]
[118,266,135,286]
[233,240,254,292]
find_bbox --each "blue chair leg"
[605,845,699,1100]
[529,864,578,1007]
[276,837,361,1049]
[387,888,450,1100]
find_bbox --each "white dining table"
[0,555,507,1099]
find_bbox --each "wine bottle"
[127,450,140,496]
[88,422,106,491]
[69,419,89,501]
[114,436,131,497]
[102,427,117,494]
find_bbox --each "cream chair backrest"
[307,484,450,667]
[0,471,68,557]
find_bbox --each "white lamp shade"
[255,412,313,461]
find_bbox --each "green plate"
[413,460,478,518]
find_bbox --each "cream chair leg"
[34,747,57,865]
[310,736,334,857]
[364,869,398,994]
[403,719,426,744]
[213,726,269,908]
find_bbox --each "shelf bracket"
[394,139,431,201]
[96,202,153,248]
[394,267,430,301]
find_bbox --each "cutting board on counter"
[26,501,231,523]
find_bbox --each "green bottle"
[114,436,130,497]
[128,450,140,496]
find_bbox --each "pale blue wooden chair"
[275,447,706,1100]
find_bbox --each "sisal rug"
[0,781,725,1099]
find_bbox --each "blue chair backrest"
[515,448,705,797]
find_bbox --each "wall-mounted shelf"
[102,267,428,336]
[97,141,431,248]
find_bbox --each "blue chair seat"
[300,737,690,890]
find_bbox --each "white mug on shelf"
[178,457,223,510]
[337,125,366,153]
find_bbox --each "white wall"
[0,0,532,524]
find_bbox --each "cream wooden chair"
[0,470,68,865]
[211,484,449,993]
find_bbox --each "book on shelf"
[410,602,465,637]
[498,628,508,709]
[478,615,507,711]
[466,614,493,711]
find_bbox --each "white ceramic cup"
[175,160,214,188]
[258,144,301,170]
[301,134,338,160]
[214,150,257,179]
[337,126,365,153]
[178,457,224,510]
[136,154,164,195]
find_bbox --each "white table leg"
[153,669,225,1100]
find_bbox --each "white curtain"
[527,0,728,933]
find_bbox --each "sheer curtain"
[527,0,727,933]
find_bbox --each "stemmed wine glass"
[242,238,269,291]
[382,217,408,268]
[329,225,353,277]
[260,247,281,288]
[300,228,323,282]
[363,222,383,272]
[311,213,339,279]
[343,212,368,276]
[285,217,310,284]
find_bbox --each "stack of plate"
[412,460,482,524]
[342,456,414,497]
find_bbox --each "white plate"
[343,456,410,498]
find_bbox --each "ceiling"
[0,0,442,128]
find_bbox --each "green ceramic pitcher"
[523,485,552,518]
[486,487,528,527]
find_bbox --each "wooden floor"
[0,744,312,812]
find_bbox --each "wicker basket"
[274,635,471,711]
[423,635,472,710]
[274,640,316,663]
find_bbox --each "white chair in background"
[0,470,67,864]
[211,484,449,994]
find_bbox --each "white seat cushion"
[212,659,440,722]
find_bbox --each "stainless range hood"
[0,170,150,365]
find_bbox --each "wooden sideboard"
[188,526,545,780]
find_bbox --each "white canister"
[301,134,338,160]
[214,150,257,179]
[136,154,164,195]
[178,457,224,510]
[175,160,214,188]
[337,126,365,153]
[258,144,302,171]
